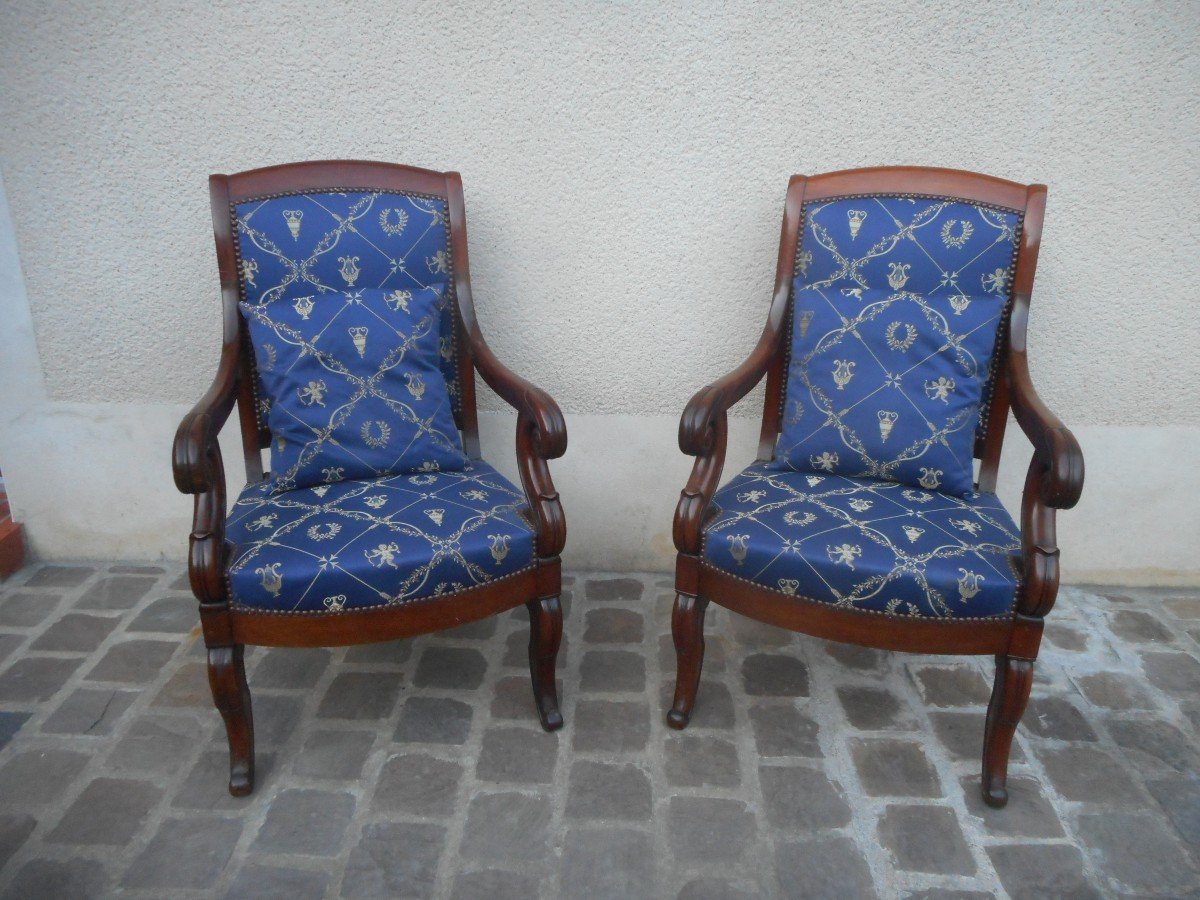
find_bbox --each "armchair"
[173,161,566,796]
[668,167,1082,808]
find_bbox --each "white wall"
[0,1,1197,582]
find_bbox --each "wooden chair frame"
[172,161,566,796]
[668,166,1084,808]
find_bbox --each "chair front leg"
[527,595,564,732]
[668,593,709,729]
[981,653,1034,808]
[207,643,255,796]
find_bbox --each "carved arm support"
[172,328,240,604]
[1006,294,1084,618]
[674,305,787,555]
[467,331,567,559]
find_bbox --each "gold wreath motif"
[941,219,974,248]
[885,321,917,351]
[379,208,409,236]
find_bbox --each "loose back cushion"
[233,190,463,430]
[774,196,1021,496]
[241,286,466,492]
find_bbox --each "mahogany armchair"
[173,161,566,796]
[668,167,1083,808]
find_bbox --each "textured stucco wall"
[0,1,1197,578]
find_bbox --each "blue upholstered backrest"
[775,196,1022,496]
[232,191,462,430]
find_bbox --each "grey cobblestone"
[0,564,1193,897]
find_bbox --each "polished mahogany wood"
[174,160,567,795]
[669,167,1084,809]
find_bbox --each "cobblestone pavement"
[0,563,1197,898]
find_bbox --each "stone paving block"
[561,826,654,899]
[0,812,37,868]
[394,695,473,744]
[0,747,89,806]
[667,797,756,863]
[658,680,736,729]
[986,844,1099,900]
[1036,744,1148,803]
[476,725,558,784]
[823,642,885,670]
[580,649,646,692]
[1105,716,1200,775]
[584,577,643,602]
[1077,812,1199,896]
[583,607,644,643]
[108,715,206,774]
[836,685,917,730]
[729,611,792,647]
[903,891,993,900]
[25,565,95,587]
[47,776,161,845]
[151,660,210,708]
[658,632,728,674]
[910,664,992,706]
[0,591,58,626]
[850,738,942,797]
[341,821,446,898]
[759,765,852,830]
[121,816,242,890]
[1074,671,1155,710]
[316,671,403,719]
[173,748,274,810]
[413,645,488,689]
[1141,650,1200,696]
[749,703,822,757]
[774,834,877,899]
[460,791,552,862]
[252,646,332,689]
[252,788,356,857]
[450,869,541,900]
[0,655,82,701]
[443,614,499,639]
[1146,776,1200,847]
[1044,622,1088,650]
[127,595,197,633]
[29,612,118,652]
[293,728,375,780]
[226,863,331,900]
[85,638,178,683]
[489,673,547,720]
[959,774,1064,838]
[565,760,652,821]
[375,752,463,815]
[75,574,155,610]
[741,652,810,696]
[664,734,741,788]
[1110,609,1174,643]
[677,877,763,899]
[9,858,108,897]
[573,699,650,752]
[1022,695,1098,741]
[343,638,413,664]
[0,632,23,664]
[1163,595,1200,619]
[0,710,31,749]
[878,804,975,875]
[928,711,1023,762]
[245,693,304,746]
[503,627,570,667]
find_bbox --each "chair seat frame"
[173,161,566,796]
[668,167,1083,808]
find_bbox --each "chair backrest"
[209,162,484,481]
[759,167,1047,493]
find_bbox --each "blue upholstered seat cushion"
[702,462,1021,619]
[225,461,536,612]
[234,189,463,433]
[240,285,466,492]
[775,197,1021,496]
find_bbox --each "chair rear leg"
[207,644,255,796]
[527,595,564,732]
[668,593,708,729]
[981,653,1034,808]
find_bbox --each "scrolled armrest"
[1007,347,1084,510]
[470,339,566,461]
[172,344,239,495]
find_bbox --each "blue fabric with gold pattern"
[775,196,1021,497]
[702,462,1020,619]
[240,285,466,492]
[233,191,462,432]
[225,461,535,612]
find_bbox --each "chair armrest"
[466,331,567,559]
[172,339,240,495]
